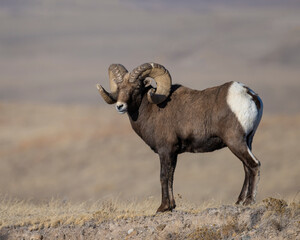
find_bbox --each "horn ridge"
[109,64,128,83]
[108,64,128,92]
[129,63,152,82]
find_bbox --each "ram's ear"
[143,78,152,87]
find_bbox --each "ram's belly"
[179,135,226,153]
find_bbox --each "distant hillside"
[0,1,299,113]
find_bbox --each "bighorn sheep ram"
[97,63,263,212]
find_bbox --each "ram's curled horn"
[129,63,172,104]
[96,84,117,104]
[96,64,128,104]
[108,64,128,91]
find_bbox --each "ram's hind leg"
[235,132,256,205]
[226,139,261,206]
[243,147,260,205]
[236,164,250,205]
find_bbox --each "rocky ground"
[1,198,299,240]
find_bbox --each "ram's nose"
[116,102,127,114]
[116,103,124,110]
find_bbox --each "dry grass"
[0,196,154,230]
[0,195,221,230]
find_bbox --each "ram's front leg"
[156,152,177,213]
[168,154,177,210]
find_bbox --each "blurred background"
[0,0,299,204]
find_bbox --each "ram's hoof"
[156,204,172,213]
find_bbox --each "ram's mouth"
[117,109,127,114]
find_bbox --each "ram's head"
[97,63,172,113]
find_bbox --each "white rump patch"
[227,82,259,135]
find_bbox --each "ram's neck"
[127,94,154,141]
